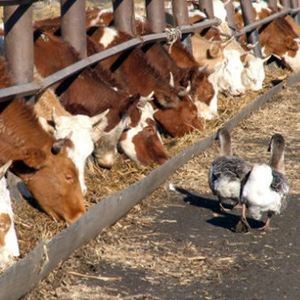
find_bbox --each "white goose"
[208,127,249,212]
[239,134,289,231]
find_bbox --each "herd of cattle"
[0,0,299,270]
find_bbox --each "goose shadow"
[172,186,265,232]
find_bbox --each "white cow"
[0,161,19,270]
[209,48,246,96]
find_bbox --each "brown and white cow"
[34,69,109,195]
[0,57,85,223]
[87,25,203,136]
[134,15,218,120]
[0,160,19,270]
[33,28,168,166]
[234,1,300,72]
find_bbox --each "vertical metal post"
[291,0,300,24]
[172,0,192,52]
[280,0,291,10]
[61,0,87,59]
[4,4,34,103]
[112,0,136,35]
[267,0,278,12]
[240,0,262,58]
[145,0,166,33]
[198,0,214,19]
[221,0,238,31]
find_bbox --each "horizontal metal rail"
[0,18,220,102]
[234,8,293,37]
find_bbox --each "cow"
[183,0,265,92]
[119,95,168,165]
[0,160,19,270]
[87,25,203,136]
[212,0,266,91]
[34,69,110,194]
[167,39,219,119]
[0,57,85,223]
[84,9,217,120]
[234,1,300,72]
[33,28,168,166]
[133,15,218,120]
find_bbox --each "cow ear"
[0,160,12,179]
[240,53,251,67]
[22,148,47,169]
[208,43,221,58]
[285,36,297,50]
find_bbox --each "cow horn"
[52,107,62,127]
[198,65,208,72]
[221,36,234,48]
[0,160,12,179]
[246,41,259,50]
[52,132,72,154]
[262,55,271,63]
[169,72,175,87]
[178,88,188,97]
[90,109,110,126]
[185,81,191,94]
[140,91,154,102]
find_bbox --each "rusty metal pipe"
[267,0,278,12]
[291,0,300,24]
[112,0,136,35]
[172,0,192,52]
[280,0,291,10]
[221,0,238,31]
[240,0,262,58]
[146,0,166,33]
[61,0,87,59]
[198,0,214,19]
[4,5,33,87]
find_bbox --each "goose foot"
[235,217,251,233]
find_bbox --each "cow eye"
[65,173,74,183]
[145,126,155,135]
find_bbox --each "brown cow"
[0,57,85,223]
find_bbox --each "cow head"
[52,108,109,195]
[185,66,218,120]
[119,95,168,165]
[241,53,265,91]
[93,114,129,168]
[282,37,300,72]
[153,94,203,138]
[209,49,246,96]
[16,136,85,223]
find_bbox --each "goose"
[238,133,289,231]
[208,127,249,212]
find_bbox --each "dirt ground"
[18,75,300,300]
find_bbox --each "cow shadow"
[172,186,264,232]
